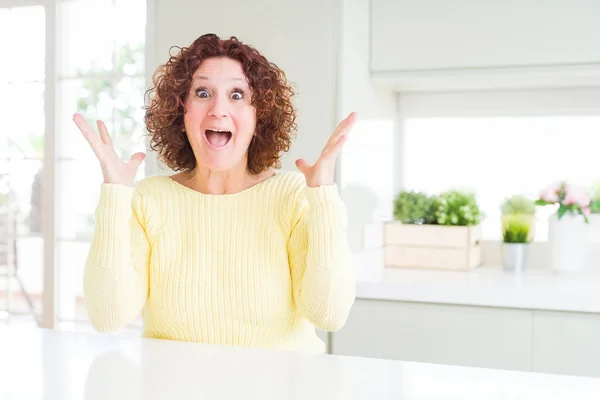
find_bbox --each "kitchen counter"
[354,250,600,313]
[1,326,600,399]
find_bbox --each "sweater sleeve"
[83,183,151,333]
[287,184,356,332]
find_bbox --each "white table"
[1,326,600,399]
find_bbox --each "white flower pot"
[502,243,530,272]
[548,212,587,272]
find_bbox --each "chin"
[198,152,246,172]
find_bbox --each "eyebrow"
[193,75,246,82]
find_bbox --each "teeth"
[208,129,230,133]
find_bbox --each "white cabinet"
[316,329,330,353]
[370,0,600,72]
[333,299,532,371]
[333,299,600,378]
[532,311,600,377]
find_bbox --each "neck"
[189,165,253,195]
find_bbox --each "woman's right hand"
[73,113,145,187]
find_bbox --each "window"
[1,0,147,329]
[56,0,147,324]
[401,101,600,241]
[0,5,46,324]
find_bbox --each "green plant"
[393,190,436,224]
[502,214,531,243]
[590,180,600,214]
[435,189,482,226]
[500,195,535,216]
[424,194,440,224]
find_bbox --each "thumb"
[295,158,310,174]
[129,152,146,169]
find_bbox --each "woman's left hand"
[295,112,357,187]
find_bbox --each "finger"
[96,120,112,145]
[333,112,357,139]
[321,112,357,155]
[323,112,357,154]
[321,134,349,162]
[295,158,311,175]
[73,113,103,150]
[324,115,349,149]
[128,152,146,170]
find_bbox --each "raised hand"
[295,112,357,187]
[73,113,145,187]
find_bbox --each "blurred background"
[2,0,600,380]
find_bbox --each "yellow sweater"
[83,170,355,353]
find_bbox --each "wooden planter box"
[384,222,483,270]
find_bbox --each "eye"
[231,90,244,100]
[195,88,209,98]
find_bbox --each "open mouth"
[204,129,232,148]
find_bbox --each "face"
[183,57,256,172]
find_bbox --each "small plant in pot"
[393,190,438,224]
[501,214,532,272]
[435,189,482,226]
[386,189,483,270]
[589,180,600,214]
[500,194,536,242]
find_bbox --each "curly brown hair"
[144,33,297,174]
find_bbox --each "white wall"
[337,0,396,252]
[339,0,394,120]
[148,0,344,174]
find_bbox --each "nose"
[208,94,229,118]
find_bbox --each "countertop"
[353,250,600,313]
[1,326,600,399]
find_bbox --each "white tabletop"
[1,326,600,399]
[354,250,600,313]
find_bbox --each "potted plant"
[535,181,591,272]
[589,180,600,215]
[501,214,532,272]
[586,180,600,242]
[384,189,483,270]
[393,190,438,224]
[500,194,536,242]
[435,189,483,227]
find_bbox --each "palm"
[296,112,357,187]
[73,113,145,187]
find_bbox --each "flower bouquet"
[535,181,591,272]
[534,181,591,223]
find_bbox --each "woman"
[73,33,356,353]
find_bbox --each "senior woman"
[73,33,356,353]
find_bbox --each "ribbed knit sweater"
[83,170,356,353]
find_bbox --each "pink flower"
[539,181,561,203]
[583,206,591,217]
[563,183,591,208]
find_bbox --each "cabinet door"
[532,311,600,378]
[333,299,532,371]
[315,329,330,353]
